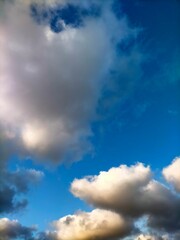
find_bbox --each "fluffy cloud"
[163,157,180,192]
[50,209,133,240]
[0,0,137,164]
[71,163,152,216]
[71,160,180,234]
[0,218,36,240]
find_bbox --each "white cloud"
[163,157,180,192]
[71,161,180,232]
[71,163,152,216]
[0,0,135,163]
[51,209,133,240]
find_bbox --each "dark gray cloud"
[0,120,44,214]
[0,218,36,240]
[0,186,27,214]
[0,218,58,240]
[0,168,43,214]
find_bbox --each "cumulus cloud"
[0,0,137,164]
[163,157,180,192]
[71,160,180,234]
[50,209,133,240]
[0,218,36,240]
[71,163,152,216]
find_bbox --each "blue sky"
[0,1,180,240]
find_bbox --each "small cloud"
[0,167,44,214]
[163,157,180,192]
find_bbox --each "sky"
[0,0,180,240]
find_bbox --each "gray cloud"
[0,218,36,240]
[6,169,44,193]
[0,0,138,164]
[0,168,44,214]
[0,187,27,214]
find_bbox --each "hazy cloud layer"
[0,0,138,164]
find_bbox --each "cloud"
[50,209,134,240]
[136,234,168,240]
[71,163,152,217]
[163,157,180,192]
[0,218,36,240]
[0,0,137,164]
[0,187,27,214]
[71,160,180,234]
[0,217,56,240]
[0,168,44,214]
[1,159,180,240]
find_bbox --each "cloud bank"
[1,158,180,240]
